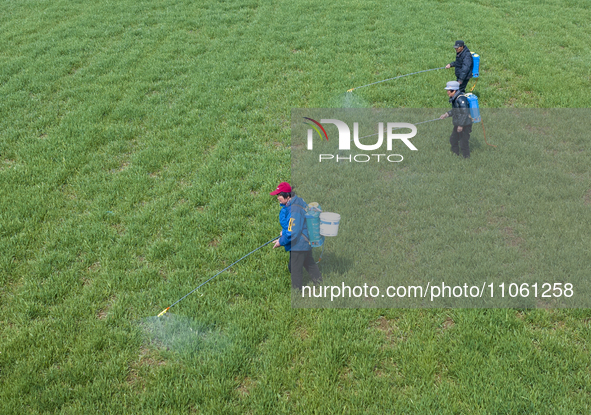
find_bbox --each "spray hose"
[157,236,279,317]
[315,244,325,264]
[347,67,446,93]
[481,119,496,148]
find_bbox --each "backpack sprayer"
[304,203,340,263]
[465,91,494,148]
[468,52,480,92]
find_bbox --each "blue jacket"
[278,196,312,252]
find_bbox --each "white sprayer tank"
[319,212,341,237]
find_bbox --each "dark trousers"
[289,251,322,290]
[458,78,470,93]
[450,124,472,158]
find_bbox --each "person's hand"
[445,64,451,69]
[457,126,463,132]
[273,239,281,249]
[280,230,282,236]
[440,113,449,119]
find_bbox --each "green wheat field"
[1,0,591,413]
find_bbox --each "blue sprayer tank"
[305,203,324,247]
[471,52,480,78]
[464,93,481,123]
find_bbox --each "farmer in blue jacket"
[271,182,322,290]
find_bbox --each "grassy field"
[1,0,591,413]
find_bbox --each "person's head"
[445,81,459,97]
[276,192,291,205]
[454,40,465,53]
[270,181,292,204]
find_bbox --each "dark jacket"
[278,195,312,252]
[450,47,473,82]
[447,91,472,126]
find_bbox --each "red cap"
[270,182,292,195]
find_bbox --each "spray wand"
[347,67,446,93]
[353,117,444,142]
[157,236,279,317]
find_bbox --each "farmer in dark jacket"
[445,40,473,93]
[440,81,473,158]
